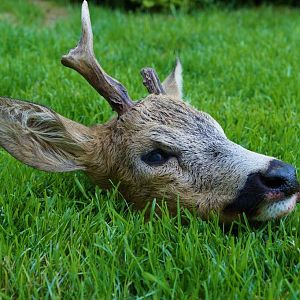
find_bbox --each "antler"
[140,68,166,95]
[61,0,134,116]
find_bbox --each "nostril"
[259,174,286,190]
[260,159,299,195]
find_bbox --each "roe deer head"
[0,1,299,222]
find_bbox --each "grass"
[0,0,300,298]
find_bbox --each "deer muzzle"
[223,159,299,221]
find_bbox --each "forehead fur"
[119,95,224,137]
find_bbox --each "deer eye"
[142,149,171,166]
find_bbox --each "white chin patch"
[253,194,298,221]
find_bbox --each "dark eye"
[141,149,171,166]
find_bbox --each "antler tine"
[140,67,166,95]
[61,0,134,115]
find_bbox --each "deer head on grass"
[0,1,299,222]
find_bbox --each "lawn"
[0,0,300,299]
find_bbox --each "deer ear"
[0,97,92,172]
[162,58,183,99]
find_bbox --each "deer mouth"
[221,191,299,223]
[222,159,299,222]
[252,191,299,221]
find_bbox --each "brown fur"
[0,93,272,219]
[0,1,298,222]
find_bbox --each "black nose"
[223,159,299,216]
[259,160,299,196]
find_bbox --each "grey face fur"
[86,95,298,222]
[0,1,299,223]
